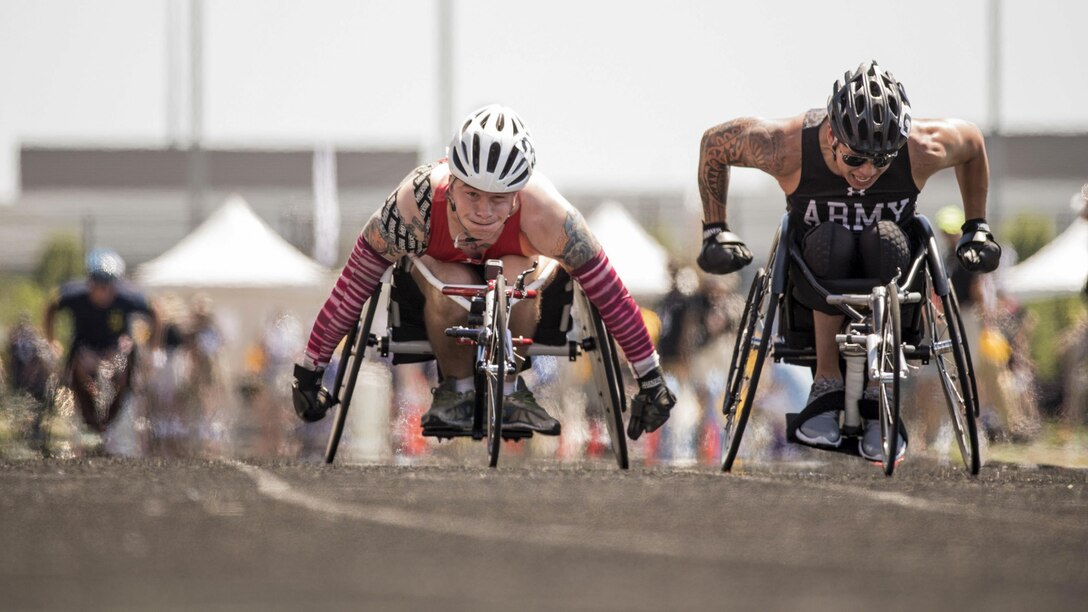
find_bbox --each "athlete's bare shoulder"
[802,107,827,129]
[517,172,601,269]
[907,117,985,177]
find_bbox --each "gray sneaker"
[422,379,474,430]
[796,377,843,447]
[796,410,842,447]
[502,387,561,436]
[859,419,907,462]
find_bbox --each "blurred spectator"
[4,315,57,453]
[239,311,304,457]
[935,206,1039,442]
[43,248,160,438]
[1057,186,1088,429]
[6,315,54,402]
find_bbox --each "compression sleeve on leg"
[304,236,392,367]
[570,250,660,377]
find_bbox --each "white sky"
[1,0,1086,200]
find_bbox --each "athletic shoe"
[796,409,842,447]
[502,387,561,436]
[859,419,907,462]
[422,379,474,431]
[796,377,844,447]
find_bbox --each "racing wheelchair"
[322,257,630,468]
[721,214,981,476]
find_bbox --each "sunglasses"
[834,141,897,169]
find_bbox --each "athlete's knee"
[802,222,855,278]
[859,220,910,282]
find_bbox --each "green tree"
[1002,214,1053,262]
[33,233,83,290]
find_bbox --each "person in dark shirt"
[695,61,1002,462]
[43,248,160,433]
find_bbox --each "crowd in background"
[1,216,1086,463]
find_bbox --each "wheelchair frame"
[720,214,981,476]
[322,256,630,469]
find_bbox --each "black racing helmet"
[827,60,912,155]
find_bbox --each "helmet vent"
[510,168,530,188]
[451,150,468,177]
[471,134,481,173]
[500,148,519,179]
[486,142,501,173]
[495,113,505,131]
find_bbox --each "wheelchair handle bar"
[825,290,923,307]
[441,283,538,300]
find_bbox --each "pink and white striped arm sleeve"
[304,236,391,368]
[570,251,660,377]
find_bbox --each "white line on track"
[230,460,701,561]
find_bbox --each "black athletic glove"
[697,222,753,275]
[955,218,1002,273]
[292,363,329,422]
[627,367,677,440]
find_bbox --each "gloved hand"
[697,222,753,275]
[956,218,1002,273]
[292,363,329,422]
[627,368,677,440]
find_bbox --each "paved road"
[2,454,1086,611]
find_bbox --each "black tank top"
[786,121,919,232]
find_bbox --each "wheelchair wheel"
[324,287,383,464]
[481,272,509,467]
[721,268,777,472]
[586,299,629,469]
[927,284,981,474]
[876,283,902,476]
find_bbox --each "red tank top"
[425,171,526,263]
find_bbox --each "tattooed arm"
[300,164,437,369]
[519,171,663,386]
[359,162,437,261]
[518,171,602,270]
[697,115,802,223]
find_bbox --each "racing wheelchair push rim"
[721,267,778,473]
[324,282,384,464]
[926,283,981,474]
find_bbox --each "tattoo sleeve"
[556,210,602,270]
[697,118,786,223]
[370,164,435,258]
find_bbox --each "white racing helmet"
[447,104,536,193]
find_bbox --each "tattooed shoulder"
[803,108,827,128]
[557,210,601,269]
[375,164,434,255]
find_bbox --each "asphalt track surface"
[2,451,1087,612]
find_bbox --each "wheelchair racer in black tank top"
[695,60,1002,460]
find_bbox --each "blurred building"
[0,134,1085,273]
[0,147,416,273]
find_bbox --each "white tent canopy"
[586,200,671,299]
[136,194,330,288]
[1002,216,1088,301]
[134,195,335,371]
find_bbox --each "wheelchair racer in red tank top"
[293,104,676,440]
